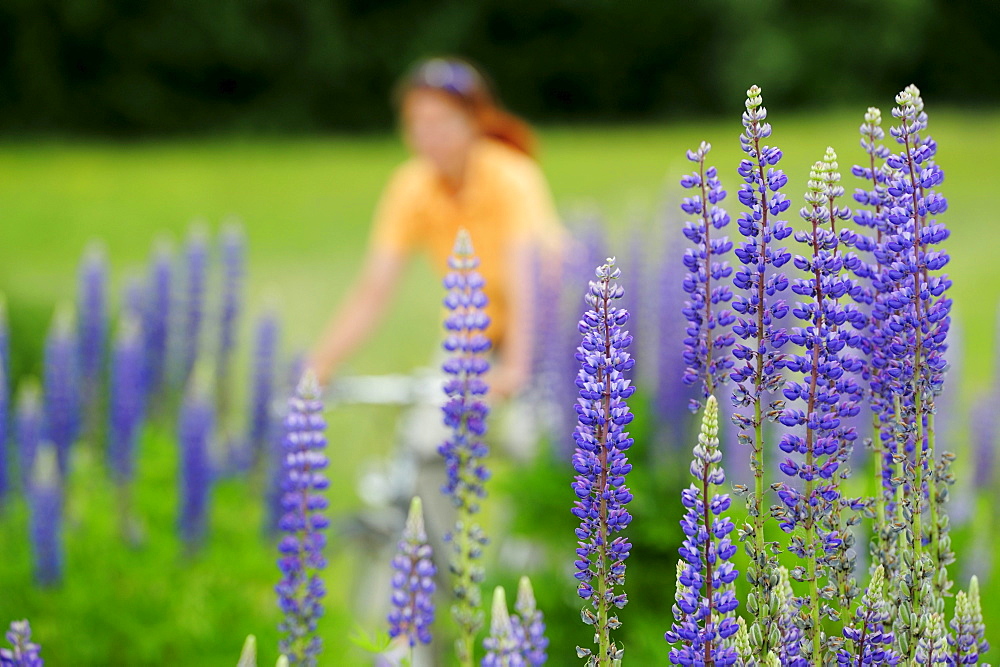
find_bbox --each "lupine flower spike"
[216,221,245,425]
[43,306,81,477]
[837,565,898,664]
[107,315,146,544]
[438,229,492,666]
[482,587,521,667]
[177,366,215,550]
[76,241,108,435]
[948,576,989,664]
[387,497,436,651]
[773,150,865,659]
[15,383,43,493]
[28,446,63,585]
[729,84,791,662]
[179,226,208,388]
[275,370,329,667]
[143,239,173,400]
[665,395,739,665]
[571,257,635,665]
[679,140,735,410]
[511,576,547,666]
[249,309,280,473]
[0,619,43,667]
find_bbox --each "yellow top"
[370,137,564,345]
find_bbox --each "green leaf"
[347,624,393,654]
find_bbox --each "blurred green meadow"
[0,107,998,664]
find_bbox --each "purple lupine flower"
[143,240,173,399]
[76,242,108,415]
[665,395,739,665]
[107,316,145,485]
[730,84,793,408]
[178,368,215,549]
[217,221,245,362]
[571,257,634,664]
[179,227,208,388]
[28,446,63,585]
[265,355,308,534]
[948,576,989,664]
[774,566,807,667]
[914,613,946,664]
[837,565,898,665]
[43,307,81,477]
[773,152,866,657]
[0,619,43,666]
[773,153,865,527]
[727,84,791,662]
[887,85,951,399]
[249,310,280,472]
[482,586,521,667]
[438,230,492,663]
[387,496,436,648]
[843,106,894,467]
[216,221,245,418]
[275,370,329,666]
[121,276,145,325]
[511,576,547,666]
[680,141,735,410]
[14,383,42,494]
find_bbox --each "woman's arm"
[308,247,407,385]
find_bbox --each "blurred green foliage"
[0,0,997,135]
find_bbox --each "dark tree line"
[0,0,996,135]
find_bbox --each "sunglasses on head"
[411,58,481,98]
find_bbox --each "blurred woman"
[308,59,566,662]
[308,57,566,396]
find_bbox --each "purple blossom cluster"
[108,317,145,485]
[482,587,521,667]
[773,151,864,538]
[0,620,43,667]
[439,230,492,513]
[838,566,898,665]
[665,395,739,665]
[28,447,63,585]
[275,371,329,666]
[387,497,435,648]
[570,258,634,664]
[481,578,548,667]
[143,240,173,399]
[729,85,792,411]
[43,308,81,477]
[248,310,280,472]
[437,229,492,664]
[680,141,735,410]
[177,370,214,548]
[76,242,108,422]
[179,227,208,388]
[511,576,547,666]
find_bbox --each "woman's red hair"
[396,57,537,159]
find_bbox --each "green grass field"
[0,107,997,664]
